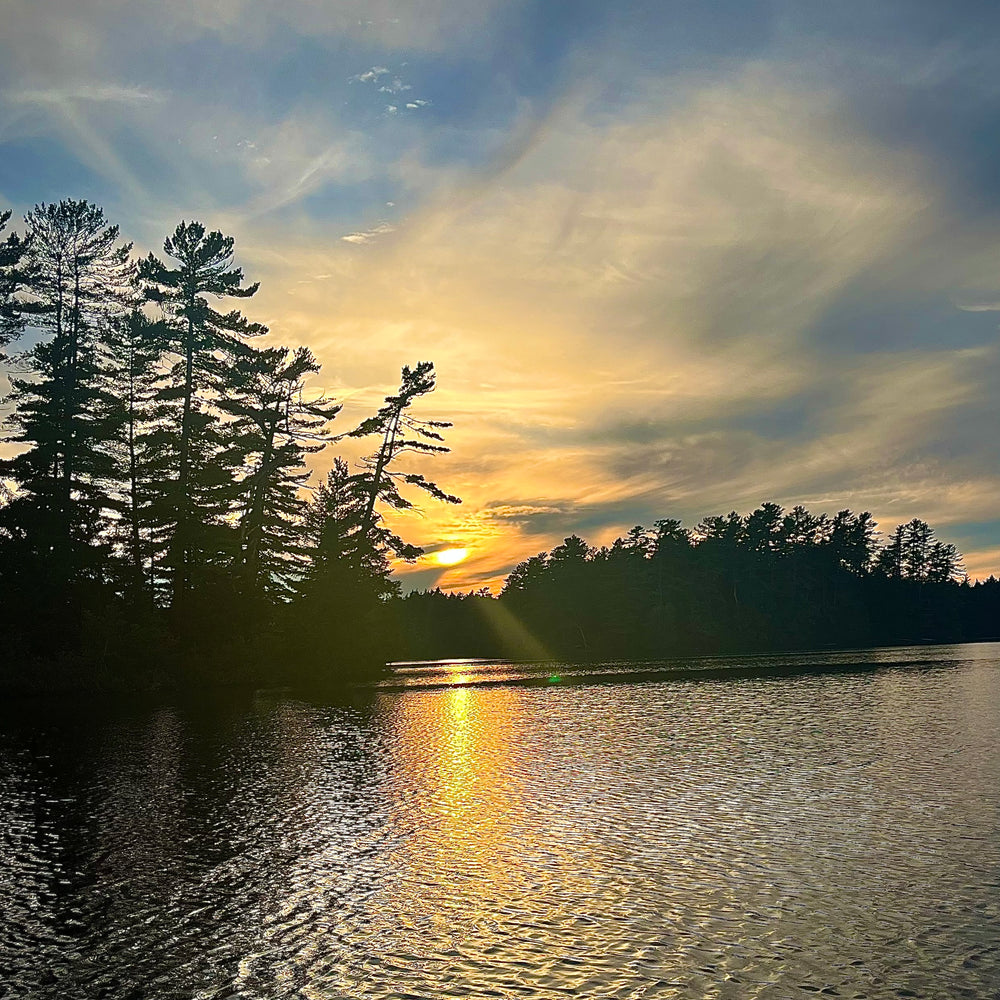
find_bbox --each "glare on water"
[2,644,1000,999]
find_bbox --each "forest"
[0,199,459,691]
[393,511,1000,662]
[1,199,998,693]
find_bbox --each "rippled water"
[2,644,999,999]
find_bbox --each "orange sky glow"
[4,2,1000,593]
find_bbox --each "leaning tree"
[343,360,461,555]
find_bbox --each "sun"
[434,548,469,566]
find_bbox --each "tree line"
[1,200,995,691]
[390,504,1000,661]
[0,200,458,690]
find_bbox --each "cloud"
[352,67,390,84]
[233,65,1000,586]
[6,1,1000,588]
[341,222,396,245]
[0,0,521,86]
[350,63,430,117]
[378,78,412,95]
[5,83,165,106]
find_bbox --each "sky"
[4,1,1000,592]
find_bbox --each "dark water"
[2,645,999,999]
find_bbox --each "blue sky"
[4,1,1000,589]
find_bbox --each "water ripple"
[1,645,999,998]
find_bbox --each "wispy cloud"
[351,63,430,116]
[5,83,165,107]
[351,67,390,84]
[341,222,396,244]
[5,2,1000,588]
[235,67,1000,586]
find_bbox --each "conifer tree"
[0,200,134,575]
[138,221,265,603]
[0,209,31,357]
[103,309,164,595]
[828,509,878,575]
[343,361,461,554]
[299,456,402,604]
[895,518,961,583]
[222,344,340,599]
[927,538,962,583]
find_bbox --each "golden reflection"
[383,682,525,927]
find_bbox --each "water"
[2,644,999,999]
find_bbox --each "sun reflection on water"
[379,681,528,947]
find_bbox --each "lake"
[2,644,999,998]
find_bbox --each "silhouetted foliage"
[343,360,461,542]
[392,504,985,662]
[103,308,164,598]
[139,220,267,605]
[0,197,992,691]
[223,345,339,600]
[0,199,135,648]
[0,209,30,356]
[0,202,461,689]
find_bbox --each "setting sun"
[434,548,469,566]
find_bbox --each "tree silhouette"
[829,509,878,575]
[299,456,399,602]
[0,209,30,356]
[1,200,134,578]
[103,309,164,596]
[343,360,461,556]
[139,221,265,604]
[223,345,340,598]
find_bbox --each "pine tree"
[875,524,905,579]
[0,200,134,576]
[222,344,340,599]
[893,518,962,583]
[829,509,878,575]
[300,456,402,604]
[138,221,265,603]
[745,502,785,554]
[0,209,31,357]
[343,361,461,556]
[927,539,962,583]
[102,309,164,596]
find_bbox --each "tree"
[501,552,549,596]
[549,534,592,566]
[927,539,962,583]
[745,502,785,554]
[695,511,744,548]
[139,221,265,603]
[900,518,934,581]
[1,199,134,576]
[300,456,402,604]
[223,345,340,599]
[828,509,877,576]
[102,309,164,596]
[884,518,962,583]
[782,505,828,551]
[0,209,31,357]
[343,360,461,556]
[621,524,656,558]
[652,518,689,552]
[875,524,905,580]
